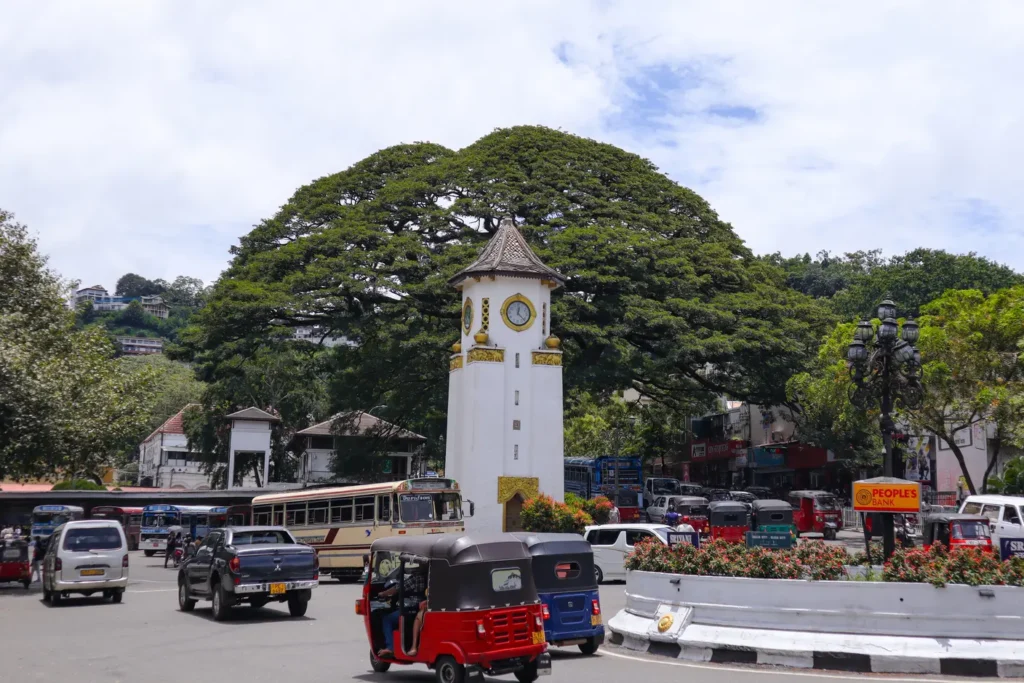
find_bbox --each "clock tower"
[445,218,565,533]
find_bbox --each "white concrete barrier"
[623,570,1024,639]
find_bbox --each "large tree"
[0,210,156,480]
[114,272,164,297]
[179,127,827,453]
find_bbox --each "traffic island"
[608,570,1024,677]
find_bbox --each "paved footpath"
[0,552,981,683]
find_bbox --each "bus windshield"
[399,492,463,522]
[142,512,180,528]
[32,511,72,526]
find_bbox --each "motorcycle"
[171,545,184,568]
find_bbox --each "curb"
[608,632,1024,678]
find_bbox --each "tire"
[23,580,31,589]
[514,659,539,683]
[111,590,123,604]
[178,581,196,612]
[435,656,465,683]
[370,649,391,673]
[144,550,155,557]
[594,565,604,584]
[579,637,600,655]
[287,594,308,617]
[212,584,231,621]
[645,512,652,523]
[51,590,63,606]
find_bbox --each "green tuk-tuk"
[751,499,795,534]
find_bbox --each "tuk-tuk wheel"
[579,637,599,655]
[435,656,465,683]
[824,529,836,541]
[370,650,391,673]
[514,659,539,683]
[23,579,31,589]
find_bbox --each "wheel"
[579,636,600,655]
[287,594,308,617]
[370,649,391,673]
[594,565,604,584]
[824,528,836,541]
[514,659,539,683]
[111,590,123,604]
[211,584,231,621]
[51,590,63,606]
[144,550,155,557]
[435,656,465,683]
[645,512,652,523]
[178,581,196,612]
[23,580,31,589]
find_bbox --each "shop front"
[750,442,837,496]
[690,439,749,488]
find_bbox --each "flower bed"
[626,538,1024,586]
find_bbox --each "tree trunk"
[981,435,1003,494]
[948,443,977,495]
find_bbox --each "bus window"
[286,502,307,526]
[273,505,284,526]
[253,505,272,526]
[331,498,353,524]
[378,495,391,522]
[308,500,328,525]
[355,497,375,522]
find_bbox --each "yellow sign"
[532,630,546,645]
[852,481,920,513]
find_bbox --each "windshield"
[612,489,639,506]
[62,527,122,551]
[814,496,839,511]
[708,491,731,501]
[952,521,990,539]
[651,480,680,495]
[651,527,672,543]
[32,512,70,526]
[231,530,293,545]
[142,512,180,528]
[399,492,463,522]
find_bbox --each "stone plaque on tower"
[445,218,565,533]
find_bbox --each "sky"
[2,1,1023,290]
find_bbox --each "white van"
[42,519,129,604]
[959,495,1024,547]
[583,523,673,583]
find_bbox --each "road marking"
[601,648,963,682]
[127,588,177,594]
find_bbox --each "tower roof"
[449,218,564,287]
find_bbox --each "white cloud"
[2,1,1022,289]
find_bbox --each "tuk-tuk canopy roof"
[370,533,531,566]
[508,533,591,557]
[709,500,749,513]
[923,513,989,525]
[789,490,836,498]
[752,499,793,511]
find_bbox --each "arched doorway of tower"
[504,494,525,532]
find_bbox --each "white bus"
[252,477,471,580]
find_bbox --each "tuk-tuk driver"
[377,564,428,659]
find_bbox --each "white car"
[583,523,674,583]
[42,520,129,604]
[959,495,1024,547]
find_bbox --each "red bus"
[226,505,251,526]
[90,506,144,550]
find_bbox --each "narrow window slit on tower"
[515,353,520,368]
[514,445,519,460]
[515,390,519,405]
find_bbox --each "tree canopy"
[180,126,828,456]
[115,272,164,297]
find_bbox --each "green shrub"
[521,495,593,535]
[51,479,106,491]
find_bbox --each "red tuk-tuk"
[708,501,750,543]
[921,513,993,552]
[357,534,551,682]
[0,540,31,589]
[789,490,843,540]
[676,496,710,535]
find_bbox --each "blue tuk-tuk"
[512,532,604,655]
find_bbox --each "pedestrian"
[164,531,179,568]
[31,536,43,582]
[608,503,621,524]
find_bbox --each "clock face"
[462,299,473,334]
[506,301,531,326]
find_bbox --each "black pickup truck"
[177,526,319,620]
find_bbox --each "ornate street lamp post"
[846,298,924,559]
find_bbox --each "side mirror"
[464,500,475,518]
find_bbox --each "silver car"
[43,520,129,604]
[646,495,709,523]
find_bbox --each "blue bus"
[30,505,85,540]
[139,505,229,555]
[564,457,644,520]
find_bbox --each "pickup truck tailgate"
[235,546,317,583]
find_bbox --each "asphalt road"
[0,552,968,683]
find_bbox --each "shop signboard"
[852,479,920,513]
[745,531,793,549]
[752,447,785,468]
[1000,538,1024,561]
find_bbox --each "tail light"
[542,604,550,620]
[122,554,129,568]
[355,599,364,615]
[476,620,486,639]
[535,614,543,628]
[55,558,62,571]
[592,599,601,616]
[228,556,241,573]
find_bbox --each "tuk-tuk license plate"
[80,569,103,576]
[532,631,546,645]
[591,615,602,626]
[269,583,286,595]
